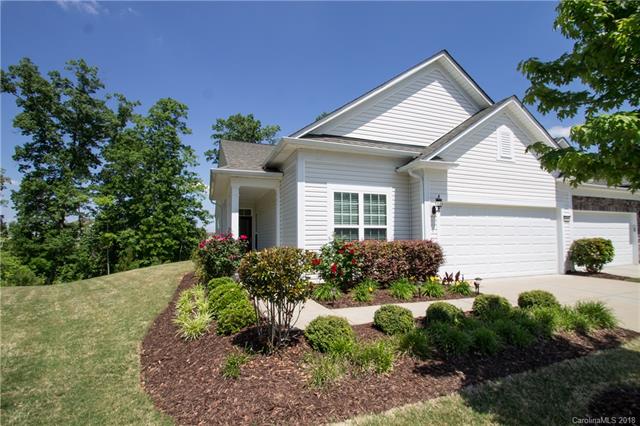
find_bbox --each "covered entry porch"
[210,169,282,250]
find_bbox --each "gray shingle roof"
[302,134,422,154]
[217,140,276,171]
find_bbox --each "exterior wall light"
[432,194,443,215]
[474,277,482,295]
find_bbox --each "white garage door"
[572,211,636,266]
[438,204,558,278]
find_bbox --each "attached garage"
[438,204,559,278]
[572,211,638,266]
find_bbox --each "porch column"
[230,183,240,237]
[275,187,281,246]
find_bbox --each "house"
[209,50,639,278]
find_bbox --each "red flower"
[337,249,344,254]
[351,258,357,265]
[239,234,248,241]
[330,263,337,274]
[349,249,355,255]
[311,258,321,266]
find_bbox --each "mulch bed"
[315,288,476,309]
[141,273,639,426]
[568,270,640,283]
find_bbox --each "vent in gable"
[497,126,514,160]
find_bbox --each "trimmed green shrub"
[470,327,501,355]
[373,305,415,335]
[490,319,535,347]
[568,238,615,273]
[173,285,212,340]
[305,316,355,353]
[216,299,256,335]
[575,301,617,329]
[473,294,512,320]
[398,328,431,359]
[426,302,464,325]
[526,305,561,337]
[221,352,250,379]
[352,279,379,303]
[427,322,472,356]
[416,280,445,298]
[206,276,236,292]
[208,282,247,317]
[449,280,473,296]
[350,340,395,373]
[389,278,415,300]
[313,281,343,302]
[193,233,248,282]
[517,290,560,309]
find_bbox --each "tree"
[315,111,330,121]
[0,168,10,233]
[519,0,640,191]
[95,98,209,273]
[205,113,280,163]
[1,58,116,282]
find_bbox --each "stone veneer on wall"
[572,195,640,243]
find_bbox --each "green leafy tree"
[519,0,640,191]
[205,113,280,163]
[95,98,209,273]
[315,111,330,121]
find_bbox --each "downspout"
[407,168,426,240]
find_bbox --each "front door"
[239,214,252,250]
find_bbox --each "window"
[332,190,388,241]
[497,126,514,160]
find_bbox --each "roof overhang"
[209,168,283,201]
[397,160,459,173]
[265,137,420,168]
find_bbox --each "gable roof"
[289,50,494,138]
[302,134,422,154]
[217,140,276,171]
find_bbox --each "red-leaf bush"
[193,233,248,283]
[315,239,444,289]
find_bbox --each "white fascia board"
[211,168,283,178]
[397,159,459,173]
[290,52,492,138]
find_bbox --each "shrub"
[305,316,355,353]
[389,278,415,300]
[313,281,343,302]
[473,294,512,320]
[517,290,560,309]
[193,233,248,283]
[0,248,44,287]
[315,239,363,290]
[509,308,552,337]
[350,340,395,373]
[206,276,236,293]
[208,282,248,317]
[416,280,445,298]
[221,352,250,379]
[216,299,256,335]
[398,328,431,359]
[568,238,615,273]
[426,302,464,325]
[575,301,617,329]
[427,322,472,356]
[239,247,315,351]
[373,305,415,335]
[306,353,348,388]
[352,279,379,303]
[449,280,473,296]
[173,285,212,340]
[470,327,501,355]
[490,319,535,347]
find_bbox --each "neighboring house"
[210,50,639,278]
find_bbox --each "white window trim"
[328,184,393,241]
[496,126,515,161]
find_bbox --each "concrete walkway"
[295,274,640,331]
[601,264,640,279]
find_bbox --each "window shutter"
[497,127,513,160]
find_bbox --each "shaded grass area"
[342,337,640,426]
[1,261,193,426]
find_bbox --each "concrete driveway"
[480,274,640,332]
[601,264,640,279]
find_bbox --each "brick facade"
[572,195,640,243]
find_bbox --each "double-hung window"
[333,190,388,241]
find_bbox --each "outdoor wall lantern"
[431,194,443,215]
[474,277,482,295]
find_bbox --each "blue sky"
[1,1,575,227]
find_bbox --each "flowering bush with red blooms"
[315,239,364,290]
[192,233,248,283]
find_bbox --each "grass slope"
[343,337,640,426]
[1,261,193,426]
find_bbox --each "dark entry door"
[239,215,252,249]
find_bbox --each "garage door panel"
[439,204,558,278]
[572,211,634,266]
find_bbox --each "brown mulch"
[568,270,640,283]
[316,288,476,309]
[141,273,639,426]
[587,385,640,418]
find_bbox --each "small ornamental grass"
[470,326,502,355]
[518,290,560,309]
[416,280,445,298]
[398,328,431,359]
[352,279,379,303]
[350,340,395,374]
[220,352,250,379]
[173,285,212,340]
[373,305,415,335]
[313,281,343,302]
[389,278,415,301]
[575,300,617,329]
[427,322,472,356]
[449,280,473,296]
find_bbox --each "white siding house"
[210,50,639,277]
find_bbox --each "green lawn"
[1,261,193,426]
[342,337,640,426]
